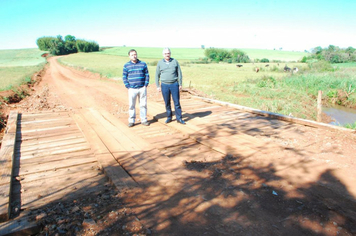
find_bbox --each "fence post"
[317,90,323,122]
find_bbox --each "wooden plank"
[18,174,107,210]
[20,146,88,159]
[89,109,149,151]
[18,113,72,125]
[72,112,139,191]
[71,113,112,155]
[19,156,98,175]
[18,124,79,134]
[16,137,87,152]
[18,169,102,190]
[0,213,40,236]
[18,111,71,121]
[18,163,100,183]
[17,117,75,128]
[17,126,80,141]
[0,111,18,222]
[17,131,84,147]
[18,143,91,160]
[16,149,94,166]
[95,153,138,189]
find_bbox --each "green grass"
[344,122,356,129]
[332,62,356,68]
[2,47,354,124]
[0,48,46,67]
[98,46,308,62]
[236,48,308,62]
[60,49,355,121]
[98,47,206,60]
[0,49,47,91]
[0,65,44,91]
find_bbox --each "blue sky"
[1,0,355,51]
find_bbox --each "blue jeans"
[161,82,182,121]
[128,86,147,123]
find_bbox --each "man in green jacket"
[155,48,185,124]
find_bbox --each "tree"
[312,46,323,54]
[65,35,76,42]
[64,35,77,54]
[327,45,337,52]
[36,36,56,50]
[36,34,99,55]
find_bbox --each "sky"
[1,0,356,52]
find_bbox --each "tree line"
[36,35,99,55]
[302,45,356,63]
[204,45,356,64]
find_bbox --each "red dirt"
[1,56,356,235]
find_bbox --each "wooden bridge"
[0,94,355,235]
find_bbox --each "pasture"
[99,47,307,62]
[59,48,315,119]
[0,49,46,91]
[1,47,355,123]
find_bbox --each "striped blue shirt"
[122,59,149,88]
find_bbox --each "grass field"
[58,48,355,122]
[0,48,46,66]
[0,49,46,91]
[99,46,307,62]
[1,47,355,125]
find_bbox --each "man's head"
[162,48,171,61]
[128,49,137,63]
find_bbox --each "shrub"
[301,56,308,63]
[204,48,250,63]
[308,60,335,72]
[76,40,100,53]
[257,76,276,88]
[260,58,269,63]
[36,36,56,50]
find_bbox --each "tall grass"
[0,64,44,91]
[344,122,356,129]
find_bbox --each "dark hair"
[128,49,137,55]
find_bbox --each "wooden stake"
[317,90,322,122]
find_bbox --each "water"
[323,105,356,126]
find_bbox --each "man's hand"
[179,86,182,91]
[157,87,161,92]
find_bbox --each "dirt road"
[7,56,356,235]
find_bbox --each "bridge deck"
[0,94,355,235]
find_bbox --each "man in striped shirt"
[122,49,150,127]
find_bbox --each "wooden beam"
[0,111,18,222]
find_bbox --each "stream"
[323,105,356,126]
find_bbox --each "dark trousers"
[161,82,182,121]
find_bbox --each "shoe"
[177,119,186,125]
[141,121,150,126]
[128,123,134,127]
[165,118,172,124]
